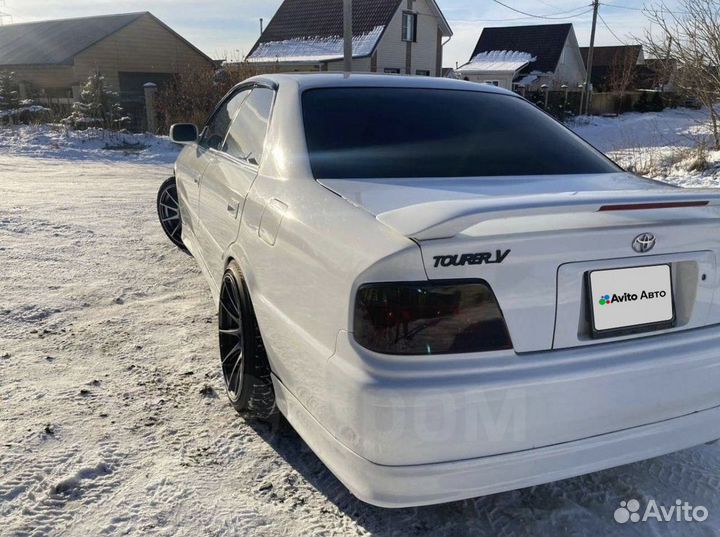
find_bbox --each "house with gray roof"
[246,0,452,76]
[0,12,215,125]
[458,23,586,91]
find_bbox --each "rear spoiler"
[376,189,720,240]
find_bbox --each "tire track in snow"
[1,439,126,537]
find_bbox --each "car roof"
[247,72,514,96]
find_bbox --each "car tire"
[156,176,187,252]
[218,261,277,420]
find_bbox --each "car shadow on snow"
[245,417,720,536]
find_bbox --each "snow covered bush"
[0,70,51,124]
[64,71,129,130]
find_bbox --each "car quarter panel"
[224,80,426,420]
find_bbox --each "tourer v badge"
[432,249,511,268]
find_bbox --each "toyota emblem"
[632,233,656,253]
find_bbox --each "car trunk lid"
[320,175,720,352]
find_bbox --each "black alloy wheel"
[218,261,277,419]
[156,177,187,251]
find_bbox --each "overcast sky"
[8,0,675,67]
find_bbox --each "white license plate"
[588,264,675,334]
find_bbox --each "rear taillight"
[353,281,512,355]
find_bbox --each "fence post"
[143,82,158,133]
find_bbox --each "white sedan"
[158,73,720,507]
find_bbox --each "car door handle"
[227,199,239,216]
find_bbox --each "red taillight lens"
[353,281,512,355]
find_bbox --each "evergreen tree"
[0,71,21,110]
[65,71,125,128]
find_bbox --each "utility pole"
[260,18,264,35]
[343,0,352,72]
[583,0,600,116]
[0,0,12,25]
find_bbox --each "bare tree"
[641,0,720,148]
[155,62,267,133]
[608,48,639,113]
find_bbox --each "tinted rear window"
[301,88,619,179]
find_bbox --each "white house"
[456,23,586,91]
[246,0,452,77]
[455,50,535,89]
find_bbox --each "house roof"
[457,50,535,74]
[580,45,642,67]
[470,23,572,73]
[0,12,214,67]
[247,0,452,63]
[0,12,144,66]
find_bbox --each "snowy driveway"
[2,154,720,536]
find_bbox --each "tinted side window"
[301,88,620,178]
[199,89,250,150]
[223,88,274,165]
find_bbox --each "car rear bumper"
[273,324,720,507]
[274,377,720,507]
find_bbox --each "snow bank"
[569,108,714,153]
[0,124,180,164]
[0,104,51,120]
[569,107,720,188]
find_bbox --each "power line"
[450,15,561,22]
[598,12,626,44]
[491,0,593,20]
[449,10,593,23]
[599,2,690,15]
[598,2,646,11]
[536,0,568,8]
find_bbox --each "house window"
[401,11,417,42]
[384,68,401,74]
[484,80,500,86]
[416,69,430,76]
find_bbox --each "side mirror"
[169,123,198,144]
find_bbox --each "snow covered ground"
[0,124,178,164]
[570,107,720,188]
[2,115,720,537]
